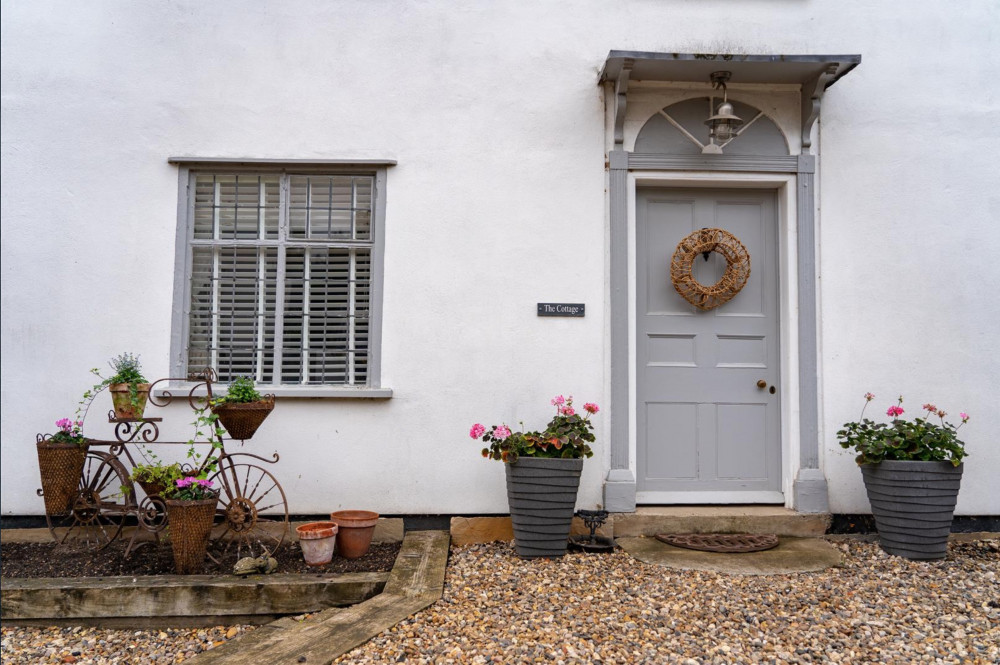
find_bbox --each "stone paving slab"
[185,530,450,665]
[617,536,843,575]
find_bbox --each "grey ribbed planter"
[505,457,583,559]
[860,460,963,560]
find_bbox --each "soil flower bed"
[1,541,400,578]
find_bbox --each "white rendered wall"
[2,1,998,516]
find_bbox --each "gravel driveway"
[2,538,997,664]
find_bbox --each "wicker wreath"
[670,228,751,310]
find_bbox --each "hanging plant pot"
[329,510,379,559]
[505,457,583,559]
[296,521,339,566]
[36,440,90,515]
[164,496,218,574]
[211,396,275,440]
[109,382,151,420]
[136,479,168,497]
[861,460,963,560]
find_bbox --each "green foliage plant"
[129,448,183,489]
[837,393,970,467]
[80,352,151,418]
[471,395,599,463]
[212,375,263,405]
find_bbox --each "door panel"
[636,188,780,498]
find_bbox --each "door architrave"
[604,153,827,513]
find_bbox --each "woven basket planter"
[861,460,963,560]
[136,479,168,497]
[164,496,218,574]
[109,382,151,420]
[505,457,583,559]
[36,440,89,515]
[212,396,275,440]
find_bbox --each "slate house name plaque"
[537,303,585,317]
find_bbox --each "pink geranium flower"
[493,425,511,440]
[560,407,575,416]
[583,403,599,415]
[469,423,485,439]
[960,412,969,422]
[551,395,565,406]
[886,405,904,418]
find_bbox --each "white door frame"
[628,172,799,505]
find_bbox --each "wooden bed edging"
[0,571,387,625]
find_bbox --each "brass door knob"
[756,379,767,389]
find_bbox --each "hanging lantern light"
[703,71,743,152]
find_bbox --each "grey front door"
[636,188,781,502]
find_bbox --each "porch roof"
[599,51,861,88]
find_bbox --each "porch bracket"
[800,64,840,150]
[613,59,634,148]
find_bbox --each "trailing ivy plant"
[128,443,183,490]
[185,399,226,478]
[837,393,970,467]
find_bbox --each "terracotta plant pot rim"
[296,521,339,540]
[329,510,379,529]
[109,382,152,391]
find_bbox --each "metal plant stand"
[37,369,288,559]
[568,509,615,553]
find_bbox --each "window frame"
[168,158,394,398]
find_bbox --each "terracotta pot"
[36,440,89,515]
[164,496,217,574]
[109,382,151,420]
[329,510,379,559]
[296,521,339,566]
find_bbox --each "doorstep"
[612,506,831,538]
[450,506,829,545]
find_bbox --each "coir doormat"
[655,533,780,553]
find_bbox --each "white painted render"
[2,1,998,516]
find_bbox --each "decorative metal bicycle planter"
[36,369,288,560]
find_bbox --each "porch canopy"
[599,50,861,149]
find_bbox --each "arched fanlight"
[703,71,744,154]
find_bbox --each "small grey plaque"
[537,303,585,317]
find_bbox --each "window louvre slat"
[188,172,374,387]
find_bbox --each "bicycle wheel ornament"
[45,452,134,551]
[209,463,289,559]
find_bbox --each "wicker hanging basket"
[36,440,89,515]
[164,495,218,574]
[670,228,751,310]
[211,395,275,440]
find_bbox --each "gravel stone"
[335,539,999,664]
[1,539,997,663]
